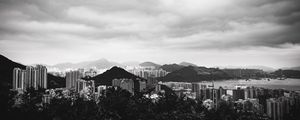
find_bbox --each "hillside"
[273,69,300,78]
[281,66,300,71]
[160,64,185,72]
[160,66,232,82]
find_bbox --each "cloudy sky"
[0,0,299,68]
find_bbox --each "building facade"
[12,65,47,91]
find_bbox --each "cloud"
[0,0,299,67]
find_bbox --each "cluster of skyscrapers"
[12,65,47,91]
[64,69,155,100]
[266,94,300,120]
[65,70,96,100]
[127,67,168,79]
[163,82,300,120]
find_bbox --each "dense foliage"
[1,87,275,120]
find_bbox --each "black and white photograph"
[0,0,300,120]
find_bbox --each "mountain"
[281,66,300,71]
[289,66,300,71]
[50,58,123,70]
[139,62,161,69]
[85,66,145,89]
[160,66,232,82]
[273,69,300,78]
[245,66,276,72]
[216,65,276,72]
[0,54,65,89]
[179,62,198,67]
[160,64,185,73]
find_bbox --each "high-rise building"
[205,87,227,109]
[66,70,82,89]
[112,78,134,94]
[32,70,37,89]
[35,65,47,89]
[267,98,284,120]
[86,80,95,95]
[25,66,34,88]
[120,79,134,94]
[155,84,161,92]
[139,80,146,92]
[20,70,26,89]
[76,79,95,100]
[128,67,168,79]
[245,87,258,99]
[13,68,21,90]
[97,85,107,97]
[146,78,157,88]
[112,78,122,87]
[12,65,47,91]
[192,83,201,99]
[233,88,245,101]
[76,79,86,92]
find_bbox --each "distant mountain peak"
[139,61,161,68]
[216,65,276,72]
[179,61,198,67]
[108,66,127,72]
[50,58,123,70]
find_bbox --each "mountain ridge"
[160,66,232,82]
[160,64,185,73]
[179,62,198,67]
[48,58,123,70]
[139,62,161,68]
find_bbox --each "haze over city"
[0,0,300,68]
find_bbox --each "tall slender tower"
[12,68,21,90]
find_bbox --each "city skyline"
[0,0,300,68]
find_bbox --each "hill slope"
[160,64,185,73]
[273,70,300,78]
[160,66,232,82]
